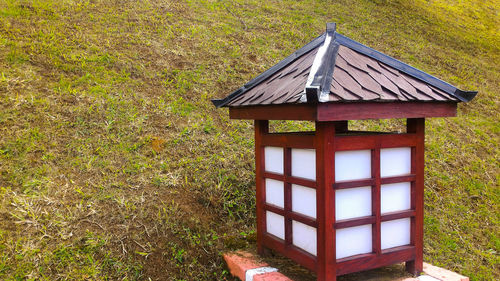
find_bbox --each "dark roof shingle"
[212,24,476,108]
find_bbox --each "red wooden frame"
[254,118,425,280]
[233,102,456,121]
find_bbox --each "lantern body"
[212,22,475,281]
[210,22,475,281]
[255,119,424,280]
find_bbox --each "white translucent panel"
[291,149,316,180]
[265,179,284,208]
[265,146,284,174]
[335,186,372,220]
[292,221,317,256]
[336,224,372,259]
[335,150,371,181]
[381,218,411,250]
[381,182,411,214]
[292,184,316,219]
[266,212,285,240]
[380,147,411,177]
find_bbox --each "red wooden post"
[315,121,337,281]
[406,118,425,274]
[284,148,292,247]
[372,147,382,256]
[334,120,348,133]
[255,120,269,256]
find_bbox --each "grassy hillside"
[0,0,498,280]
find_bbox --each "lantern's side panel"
[379,147,412,251]
[256,125,318,272]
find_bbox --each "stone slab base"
[223,251,469,281]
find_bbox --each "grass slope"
[0,0,498,280]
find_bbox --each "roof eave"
[228,101,458,121]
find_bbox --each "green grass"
[0,0,498,280]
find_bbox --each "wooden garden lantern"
[212,23,476,281]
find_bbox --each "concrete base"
[223,252,292,281]
[223,251,469,281]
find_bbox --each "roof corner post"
[302,22,340,104]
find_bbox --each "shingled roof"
[212,23,477,108]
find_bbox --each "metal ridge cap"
[212,33,327,108]
[335,34,477,102]
[302,22,340,103]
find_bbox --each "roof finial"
[326,22,336,33]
